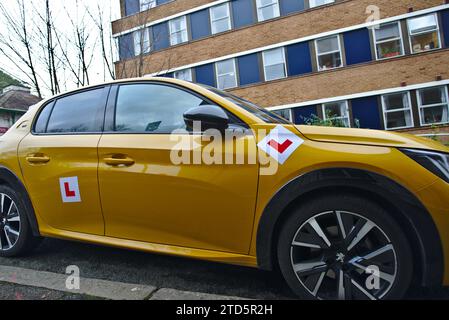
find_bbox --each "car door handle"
[26,155,50,164]
[104,156,135,167]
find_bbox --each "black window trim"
[31,85,112,136]
[103,80,249,135]
[32,100,56,134]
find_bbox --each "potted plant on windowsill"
[381,46,401,58]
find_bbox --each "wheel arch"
[256,168,444,287]
[0,166,40,237]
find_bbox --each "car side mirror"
[184,105,229,132]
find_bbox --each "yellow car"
[0,78,448,300]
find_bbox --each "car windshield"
[202,85,291,124]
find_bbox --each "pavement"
[0,282,93,300]
[0,238,448,300]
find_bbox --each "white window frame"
[407,13,442,54]
[215,58,238,90]
[372,22,405,61]
[210,3,232,35]
[140,0,156,12]
[169,16,188,46]
[262,47,287,82]
[309,0,335,8]
[417,86,449,126]
[315,35,343,71]
[256,0,280,22]
[174,68,193,82]
[322,100,350,127]
[133,28,151,56]
[381,91,414,130]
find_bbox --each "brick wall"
[401,125,449,145]
[228,49,449,107]
[114,0,445,76]
[113,0,213,35]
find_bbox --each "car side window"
[45,88,107,134]
[115,84,216,133]
[34,101,54,134]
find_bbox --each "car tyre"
[0,185,42,257]
[277,193,413,300]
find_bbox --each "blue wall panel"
[294,106,318,124]
[119,34,134,60]
[232,0,255,29]
[441,10,449,48]
[156,0,171,5]
[351,96,381,129]
[152,22,170,51]
[280,0,305,15]
[238,54,261,86]
[343,28,372,65]
[286,42,312,76]
[124,0,139,16]
[195,64,215,87]
[190,9,211,40]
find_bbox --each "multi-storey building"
[112,0,449,141]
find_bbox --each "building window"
[373,22,404,60]
[315,35,342,71]
[133,29,151,56]
[262,47,286,81]
[174,69,193,82]
[417,86,449,126]
[322,101,350,127]
[210,3,232,34]
[381,92,413,130]
[169,16,188,46]
[140,0,156,11]
[309,0,335,8]
[407,13,441,53]
[216,59,237,90]
[256,0,280,22]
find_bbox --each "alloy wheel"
[290,211,397,300]
[0,193,21,251]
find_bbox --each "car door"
[98,82,259,254]
[17,86,110,235]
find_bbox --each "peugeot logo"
[336,252,345,263]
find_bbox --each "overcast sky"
[0,0,121,96]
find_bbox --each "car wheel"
[277,193,412,300]
[0,185,42,257]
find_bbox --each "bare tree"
[1,0,174,93]
[0,0,42,98]
[114,10,175,79]
[65,0,95,86]
[32,0,60,95]
[0,0,130,97]
[52,25,84,88]
[50,1,97,88]
[45,0,59,94]
[86,3,116,80]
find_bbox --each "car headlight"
[401,149,449,183]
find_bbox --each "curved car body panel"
[298,125,449,152]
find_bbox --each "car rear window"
[45,88,107,134]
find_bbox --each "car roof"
[34,77,208,110]
[33,77,265,125]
